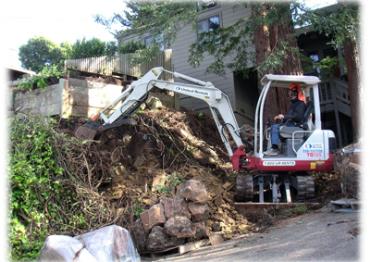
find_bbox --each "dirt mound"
[55,105,254,245]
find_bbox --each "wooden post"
[163,49,172,80]
[332,81,343,147]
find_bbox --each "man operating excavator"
[264,83,306,156]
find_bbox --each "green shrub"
[9,116,65,260]
[9,115,119,260]
[70,38,106,59]
[131,201,144,219]
[17,65,63,91]
[153,172,184,196]
[118,41,146,54]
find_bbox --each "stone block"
[188,202,209,222]
[140,203,166,232]
[160,197,191,219]
[177,179,209,203]
[147,226,184,251]
[164,216,196,238]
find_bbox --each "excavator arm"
[79,67,244,158]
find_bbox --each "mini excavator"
[75,67,336,203]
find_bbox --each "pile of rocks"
[130,179,210,252]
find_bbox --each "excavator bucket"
[74,122,101,140]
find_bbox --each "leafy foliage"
[105,41,118,56]
[315,56,339,77]
[190,3,301,74]
[17,65,63,91]
[10,116,65,260]
[130,45,161,64]
[153,172,184,196]
[122,1,197,46]
[189,18,255,74]
[131,200,144,219]
[99,1,358,76]
[19,37,66,72]
[119,40,146,54]
[70,38,117,59]
[294,3,359,46]
[59,42,73,60]
[102,1,300,74]
[97,1,197,58]
[257,41,300,75]
[294,2,359,78]
[10,114,139,259]
[19,36,118,73]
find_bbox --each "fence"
[65,50,173,78]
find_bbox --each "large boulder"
[188,202,209,222]
[160,197,191,219]
[176,179,209,203]
[39,235,96,262]
[140,203,166,232]
[40,225,140,262]
[75,225,140,261]
[147,226,185,251]
[164,216,196,238]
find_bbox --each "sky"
[3,0,125,67]
[2,0,338,68]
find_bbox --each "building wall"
[171,3,251,111]
[118,32,151,47]
[119,3,253,113]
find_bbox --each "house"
[296,4,353,146]
[119,2,257,127]
[119,2,354,146]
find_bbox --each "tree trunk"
[343,39,360,140]
[253,3,303,122]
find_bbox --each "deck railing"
[319,78,351,116]
[319,77,351,147]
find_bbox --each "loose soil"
[54,103,346,254]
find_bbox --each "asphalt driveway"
[155,207,359,261]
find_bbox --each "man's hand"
[274,114,284,121]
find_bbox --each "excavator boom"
[75,67,243,157]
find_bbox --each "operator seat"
[278,100,314,156]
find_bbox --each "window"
[197,15,220,34]
[309,53,320,63]
[144,36,154,47]
[309,52,320,75]
[143,35,164,51]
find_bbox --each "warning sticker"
[263,161,296,166]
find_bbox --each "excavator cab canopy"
[254,74,323,157]
[261,74,321,88]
